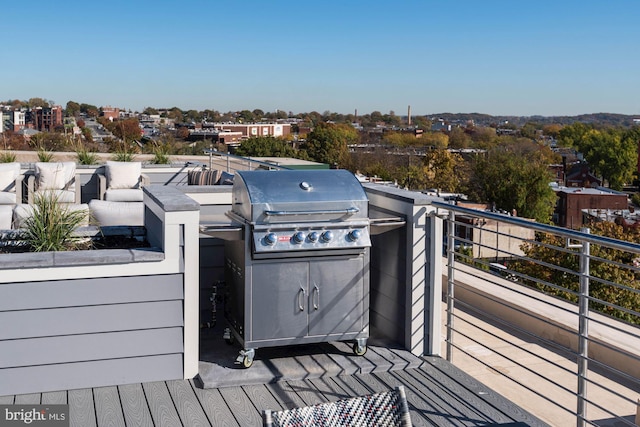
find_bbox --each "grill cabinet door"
[308,256,366,337]
[250,261,309,341]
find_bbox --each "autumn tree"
[383,132,420,147]
[421,149,466,192]
[27,97,51,108]
[466,146,557,223]
[104,118,142,145]
[514,220,640,325]
[303,122,357,168]
[80,103,99,117]
[421,131,449,149]
[448,127,472,149]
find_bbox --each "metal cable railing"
[202,148,291,172]
[431,201,640,427]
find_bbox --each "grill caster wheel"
[223,328,235,345]
[353,342,367,356]
[236,349,255,368]
[242,356,253,368]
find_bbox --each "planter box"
[0,186,200,395]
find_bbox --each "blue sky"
[3,0,639,116]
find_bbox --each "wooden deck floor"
[0,356,548,427]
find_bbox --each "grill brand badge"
[0,405,68,427]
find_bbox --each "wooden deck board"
[93,386,125,427]
[0,356,549,427]
[166,380,211,427]
[189,380,239,427]
[118,383,154,427]
[217,386,262,427]
[68,389,97,427]
[14,393,40,404]
[142,381,183,427]
[41,390,67,404]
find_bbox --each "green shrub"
[76,147,99,165]
[23,193,90,252]
[36,149,54,162]
[0,151,17,163]
[151,146,170,164]
[112,151,135,162]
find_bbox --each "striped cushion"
[188,169,220,185]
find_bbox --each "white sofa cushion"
[36,162,75,190]
[0,192,16,204]
[0,205,13,229]
[0,163,20,192]
[105,188,144,202]
[35,189,76,204]
[89,200,144,226]
[14,203,89,229]
[106,161,142,189]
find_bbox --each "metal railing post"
[577,227,590,427]
[446,209,456,362]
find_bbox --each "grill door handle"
[298,287,306,311]
[312,285,319,310]
[264,207,360,216]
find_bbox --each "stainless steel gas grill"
[222,169,371,367]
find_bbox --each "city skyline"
[3,0,639,117]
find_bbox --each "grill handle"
[312,285,319,310]
[298,287,306,311]
[264,207,360,217]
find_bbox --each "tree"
[303,123,358,168]
[467,147,557,223]
[448,127,472,149]
[107,118,142,144]
[234,136,306,159]
[421,149,466,192]
[27,97,51,108]
[542,124,563,139]
[557,122,591,148]
[237,110,255,123]
[65,101,81,117]
[421,131,449,149]
[143,107,159,115]
[80,103,99,117]
[569,128,636,190]
[514,220,640,324]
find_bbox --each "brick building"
[31,106,63,132]
[553,187,628,229]
[100,106,120,121]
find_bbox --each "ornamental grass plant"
[23,193,90,252]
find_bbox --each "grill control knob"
[321,230,334,243]
[347,229,362,242]
[292,231,306,244]
[264,233,277,246]
[308,231,319,242]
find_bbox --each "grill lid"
[232,169,368,224]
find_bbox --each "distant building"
[204,122,291,139]
[431,119,451,132]
[30,106,63,132]
[553,186,628,229]
[10,110,26,131]
[564,163,601,188]
[100,106,120,121]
